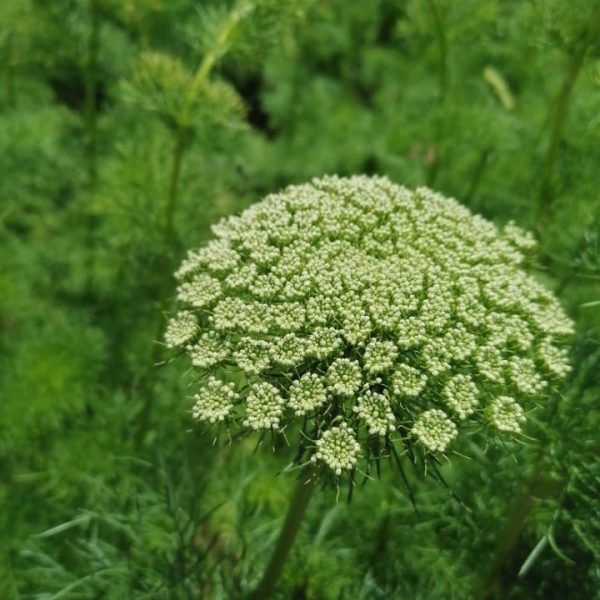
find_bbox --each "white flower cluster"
[170,175,573,475]
[176,273,222,309]
[391,364,428,398]
[192,377,237,423]
[325,358,362,396]
[488,396,526,433]
[508,356,547,395]
[364,340,398,374]
[165,310,198,348]
[188,331,230,368]
[443,374,479,420]
[538,338,572,379]
[244,382,285,430]
[411,409,458,453]
[353,391,396,435]
[288,373,327,416]
[311,423,361,475]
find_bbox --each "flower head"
[289,373,327,416]
[311,423,361,475]
[412,409,458,453]
[170,175,573,477]
[443,374,479,420]
[353,391,396,435]
[192,377,237,423]
[488,396,526,433]
[165,310,198,348]
[244,382,285,430]
[325,358,362,396]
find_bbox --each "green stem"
[134,127,187,447]
[535,15,599,230]
[475,382,571,600]
[464,148,491,209]
[154,126,187,354]
[164,129,186,264]
[475,460,547,600]
[252,474,316,599]
[134,3,254,446]
[82,2,100,295]
[426,0,448,104]
[180,1,251,128]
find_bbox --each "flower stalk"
[252,473,316,599]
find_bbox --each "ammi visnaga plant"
[166,175,572,477]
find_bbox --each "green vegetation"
[0,1,599,598]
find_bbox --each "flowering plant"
[166,175,573,478]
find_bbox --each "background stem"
[252,474,316,599]
[535,12,599,230]
[426,0,447,104]
[153,124,187,353]
[134,4,253,446]
[134,127,187,447]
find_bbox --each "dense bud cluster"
[165,310,198,348]
[353,391,396,435]
[192,377,236,423]
[168,175,573,476]
[325,358,363,396]
[411,409,458,453]
[311,423,361,475]
[443,374,479,420]
[244,382,285,430]
[288,373,327,416]
[488,396,526,433]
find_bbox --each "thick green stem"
[475,460,547,600]
[252,474,316,599]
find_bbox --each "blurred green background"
[1,0,599,598]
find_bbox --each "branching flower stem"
[135,3,253,446]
